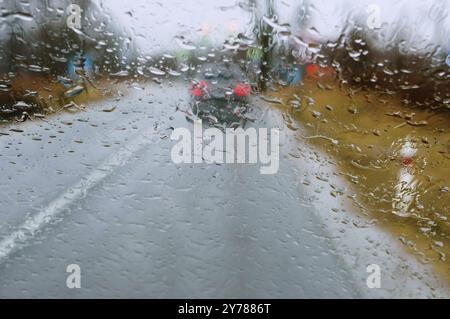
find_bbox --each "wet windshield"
[0,0,449,299]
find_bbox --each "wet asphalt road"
[0,82,446,298]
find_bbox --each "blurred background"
[0,0,449,298]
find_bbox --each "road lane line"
[0,125,158,264]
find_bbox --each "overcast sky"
[1,0,448,56]
[98,0,449,55]
[98,0,252,54]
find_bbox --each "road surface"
[0,81,447,298]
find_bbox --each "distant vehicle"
[189,62,251,127]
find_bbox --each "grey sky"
[100,0,449,55]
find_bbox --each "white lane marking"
[0,126,157,263]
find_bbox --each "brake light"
[191,88,202,97]
[233,83,251,97]
[190,81,208,97]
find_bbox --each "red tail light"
[233,83,251,97]
[191,88,202,97]
[190,81,209,97]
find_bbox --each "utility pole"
[251,0,275,91]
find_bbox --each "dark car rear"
[189,63,251,127]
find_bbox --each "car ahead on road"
[189,63,252,128]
